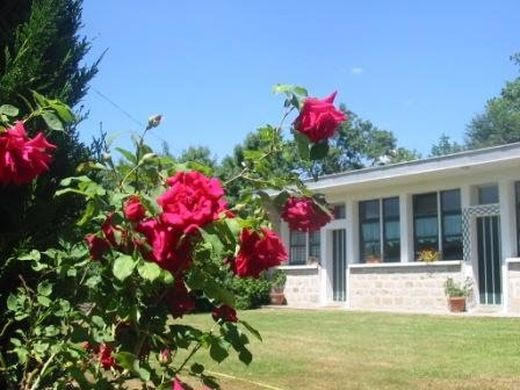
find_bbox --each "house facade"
[274,143,520,314]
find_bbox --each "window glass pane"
[414,193,437,216]
[360,200,379,220]
[289,230,306,265]
[383,197,400,218]
[414,193,439,256]
[308,230,321,260]
[383,197,400,262]
[441,190,461,212]
[478,185,499,205]
[415,217,438,237]
[516,182,520,256]
[333,204,346,219]
[441,189,462,260]
[359,200,381,262]
[443,214,461,236]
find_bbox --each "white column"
[346,199,358,264]
[320,227,333,304]
[499,180,516,259]
[400,194,413,262]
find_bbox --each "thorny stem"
[173,321,220,377]
[224,107,294,186]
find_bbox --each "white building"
[275,142,520,314]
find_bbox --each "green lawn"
[181,309,520,390]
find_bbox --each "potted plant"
[444,277,472,312]
[269,269,287,305]
[417,248,440,263]
[366,246,381,264]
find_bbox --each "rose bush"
[281,196,332,232]
[1,85,344,389]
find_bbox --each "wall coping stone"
[349,260,462,270]
[277,264,320,271]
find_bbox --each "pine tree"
[0,0,99,277]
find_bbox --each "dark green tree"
[430,134,463,157]
[466,53,520,148]
[178,146,218,170]
[0,0,99,300]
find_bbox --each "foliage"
[417,248,440,263]
[0,0,99,307]
[229,276,272,310]
[178,146,218,171]
[444,277,472,298]
[270,269,287,292]
[465,53,520,148]
[1,84,341,389]
[430,134,464,157]
[219,108,420,200]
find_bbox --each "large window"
[289,230,321,265]
[359,197,400,262]
[413,189,462,260]
[509,182,520,257]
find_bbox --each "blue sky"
[80,1,519,159]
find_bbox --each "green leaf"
[115,147,137,164]
[18,249,41,262]
[0,104,19,116]
[115,351,137,371]
[294,131,310,160]
[190,362,205,374]
[37,281,52,297]
[238,348,253,365]
[113,255,137,281]
[310,141,329,160]
[37,295,52,307]
[42,111,64,132]
[209,338,230,363]
[49,100,75,123]
[137,261,162,282]
[6,295,18,311]
[205,280,235,307]
[240,320,263,342]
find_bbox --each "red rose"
[157,171,227,233]
[101,213,134,253]
[212,304,238,323]
[164,280,195,319]
[99,344,116,369]
[0,122,56,185]
[84,234,110,260]
[231,228,288,278]
[172,377,193,390]
[281,196,331,232]
[123,195,146,222]
[136,218,192,273]
[82,341,99,354]
[294,92,347,143]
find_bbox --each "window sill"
[276,264,320,271]
[349,260,462,269]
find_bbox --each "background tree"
[430,134,464,157]
[0,0,99,318]
[219,108,420,200]
[178,146,218,171]
[465,53,520,148]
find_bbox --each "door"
[332,229,347,301]
[476,215,502,304]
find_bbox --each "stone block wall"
[348,262,463,313]
[281,266,321,306]
[507,260,520,313]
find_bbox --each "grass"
[179,309,520,390]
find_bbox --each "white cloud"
[350,67,365,75]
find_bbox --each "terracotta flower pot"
[448,296,466,312]
[270,292,286,305]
